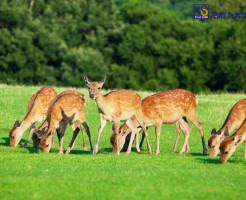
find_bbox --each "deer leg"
[186,111,208,155]
[124,119,138,155]
[65,123,80,154]
[155,123,162,155]
[135,112,152,155]
[23,127,35,148]
[139,124,152,155]
[179,118,191,154]
[93,118,107,154]
[139,129,145,149]
[135,128,141,153]
[79,124,87,151]
[58,121,67,154]
[81,121,93,153]
[173,122,181,152]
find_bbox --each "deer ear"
[14,120,21,127]
[100,76,106,85]
[224,126,229,136]
[211,128,217,135]
[84,76,91,87]
[112,124,115,131]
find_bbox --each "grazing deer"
[208,98,246,157]
[39,91,93,153]
[84,76,152,155]
[110,124,145,153]
[9,86,57,147]
[110,116,191,154]
[32,90,88,152]
[219,120,246,164]
[112,89,205,155]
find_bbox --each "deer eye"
[224,151,229,154]
[46,144,49,147]
[98,87,101,89]
[212,145,215,148]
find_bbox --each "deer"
[84,76,152,155]
[112,89,206,155]
[219,119,246,164]
[32,90,88,152]
[9,86,57,147]
[208,98,246,157]
[39,90,93,154]
[110,116,191,154]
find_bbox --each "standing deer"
[84,76,152,155]
[32,90,88,152]
[219,120,246,164]
[39,91,93,154]
[208,98,246,157]
[9,86,57,147]
[114,89,207,155]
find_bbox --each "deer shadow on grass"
[195,155,246,164]
[0,137,28,147]
[0,137,10,146]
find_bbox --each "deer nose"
[89,94,95,99]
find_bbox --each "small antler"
[84,76,91,87]
[100,76,106,84]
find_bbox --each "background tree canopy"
[0,0,245,93]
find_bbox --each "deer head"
[9,120,22,147]
[40,131,53,153]
[219,135,242,164]
[84,76,106,99]
[208,127,229,157]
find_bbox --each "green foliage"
[0,0,245,92]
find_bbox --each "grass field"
[0,85,246,200]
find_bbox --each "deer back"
[98,89,142,119]
[142,89,197,124]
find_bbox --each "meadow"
[0,85,246,200]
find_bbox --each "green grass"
[0,85,246,200]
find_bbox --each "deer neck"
[18,120,32,135]
[95,93,108,112]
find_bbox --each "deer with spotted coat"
[219,119,246,164]
[39,90,93,153]
[9,86,57,147]
[32,90,89,153]
[84,76,152,155]
[208,98,246,157]
[112,89,207,155]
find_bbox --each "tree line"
[0,0,245,93]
